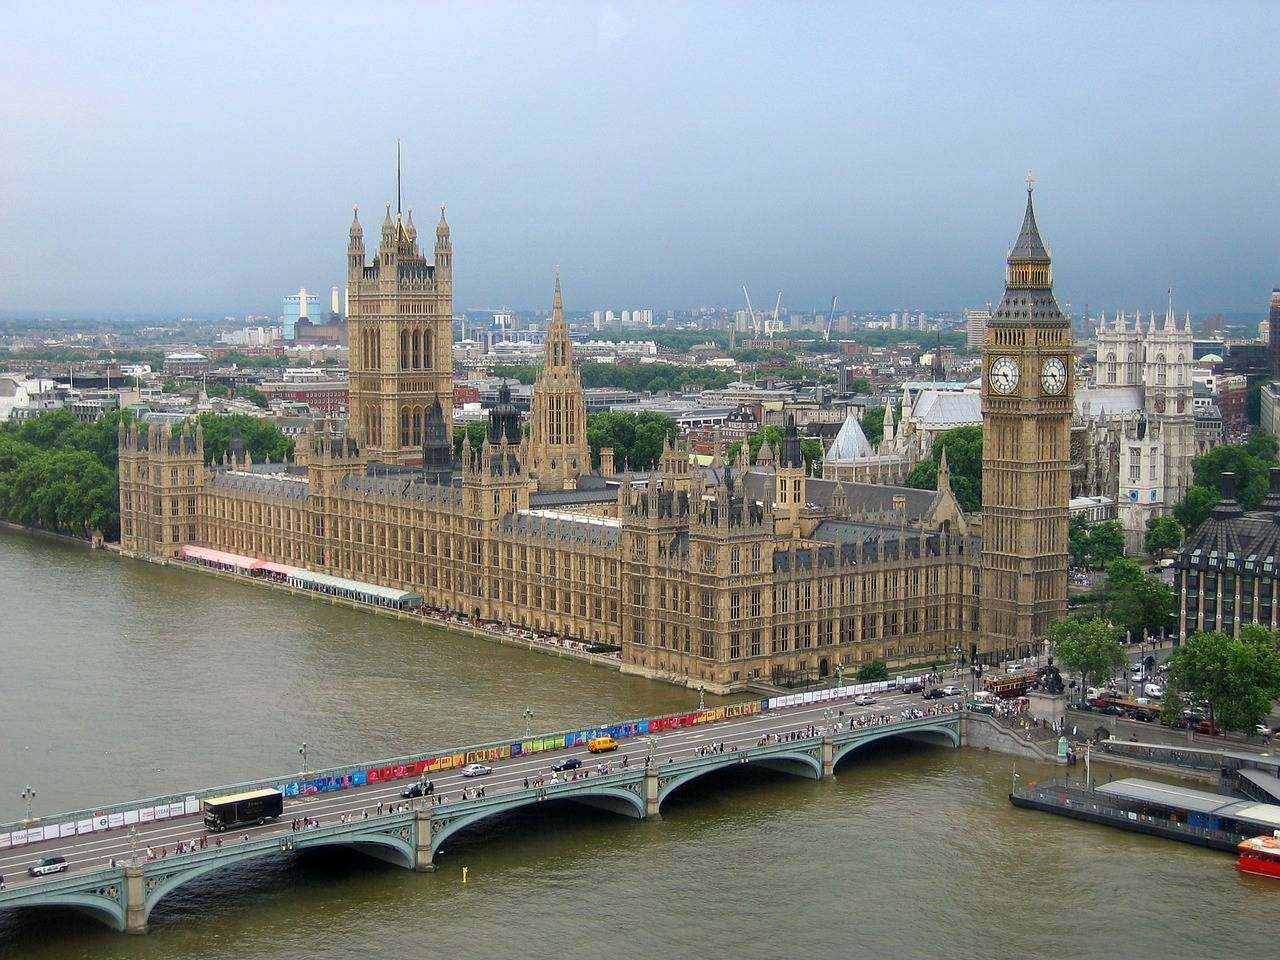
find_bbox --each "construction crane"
[770,292,782,338]
[742,286,760,338]
[824,295,838,341]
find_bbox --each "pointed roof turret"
[938,446,952,492]
[349,205,363,238]
[436,204,450,238]
[1009,180,1050,264]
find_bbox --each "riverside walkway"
[0,683,963,934]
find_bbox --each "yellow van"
[587,735,619,753]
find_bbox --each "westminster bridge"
[0,685,962,934]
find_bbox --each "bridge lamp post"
[20,784,35,822]
[299,742,308,777]
[128,826,140,865]
[647,736,658,765]
[523,708,534,739]
[834,662,843,690]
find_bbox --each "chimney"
[1265,466,1280,514]
[1220,471,1236,502]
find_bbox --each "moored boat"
[1236,832,1280,879]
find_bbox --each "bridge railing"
[0,863,121,905]
[0,675,934,849]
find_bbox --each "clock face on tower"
[989,356,1020,394]
[1040,357,1067,395]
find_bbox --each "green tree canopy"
[1049,616,1125,704]
[1144,515,1183,560]
[904,425,982,513]
[1173,432,1278,529]
[586,411,679,471]
[861,406,887,446]
[1086,520,1126,568]
[850,377,872,394]
[1068,513,1092,567]
[195,413,293,466]
[1162,625,1280,734]
[856,659,889,682]
[451,420,488,460]
[1103,558,1174,639]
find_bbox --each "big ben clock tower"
[980,178,1073,661]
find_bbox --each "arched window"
[422,330,431,370]
[1156,353,1167,386]
[400,407,410,447]
[412,406,422,446]
[400,330,409,369]
[1106,352,1117,384]
[412,329,421,369]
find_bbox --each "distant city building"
[1270,288,1280,381]
[258,380,349,416]
[163,352,210,376]
[282,287,320,341]
[965,309,990,349]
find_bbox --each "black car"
[900,682,925,694]
[922,688,945,700]
[401,783,424,798]
[551,757,583,772]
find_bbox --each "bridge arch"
[142,828,417,921]
[657,749,821,810]
[429,786,646,856]
[832,723,959,770]
[0,891,126,933]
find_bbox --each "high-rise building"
[966,309,990,349]
[1269,288,1280,381]
[528,273,590,490]
[330,286,341,318]
[980,183,1073,659]
[346,202,453,465]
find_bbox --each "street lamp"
[20,785,35,822]
[298,742,308,777]
[834,662,843,689]
[647,735,658,764]
[128,826,140,865]
[698,685,706,712]
[523,708,534,739]
[823,707,833,736]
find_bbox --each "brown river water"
[0,528,1272,960]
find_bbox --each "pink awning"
[181,545,264,570]
[259,561,303,576]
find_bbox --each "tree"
[1086,520,1125,568]
[905,425,982,513]
[857,659,889,682]
[1173,483,1218,531]
[205,382,231,398]
[194,413,293,465]
[586,411,678,471]
[1162,626,1280,734]
[237,385,268,409]
[850,377,871,394]
[1174,433,1279,530]
[1049,616,1125,705]
[861,405,894,446]
[1103,558,1174,640]
[452,420,489,460]
[1069,513,1092,568]
[1144,515,1183,561]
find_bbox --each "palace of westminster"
[118,187,1074,692]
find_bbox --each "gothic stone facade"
[118,187,1067,691]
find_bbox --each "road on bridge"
[0,688,966,892]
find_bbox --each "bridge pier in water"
[414,810,436,871]
[124,864,146,935]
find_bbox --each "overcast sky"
[2,1,1277,319]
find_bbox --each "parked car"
[1005,661,1023,674]
[940,685,964,696]
[461,763,493,778]
[1099,705,1126,716]
[899,682,925,694]
[1194,720,1223,736]
[551,757,583,772]
[853,695,877,706]
[1257,725,1275,738]
[27,856,68,877]
[922,688,945,700]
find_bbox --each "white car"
[27,856,69,877]
[853,695,877,706]
[940,685,964,696]
[1005,661,1023,674]
[461,763,492,778]
[1144,683,1164,699]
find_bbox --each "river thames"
[0,528,1272,960]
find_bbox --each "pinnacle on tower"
[1009,179,1050,264]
